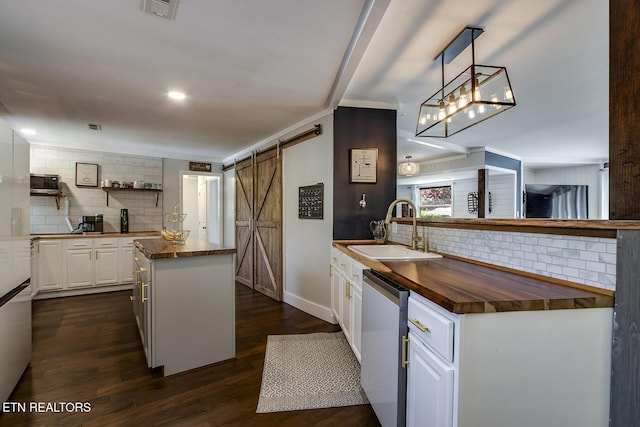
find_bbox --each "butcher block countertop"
[134,238,236,260]
[33,231,159,240]
[333,240,614,314]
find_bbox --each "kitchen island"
[133,238,236,376]
[334,240,614,427]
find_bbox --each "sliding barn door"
[235,157,254,288]
[234,150,282,301]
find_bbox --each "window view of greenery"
[419,186,452,218]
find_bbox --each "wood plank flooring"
[2,285,380,426]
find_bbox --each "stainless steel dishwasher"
[361,269,409,427]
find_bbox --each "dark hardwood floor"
[2,285,380,426]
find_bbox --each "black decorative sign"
[298,183,324,219]
[189,162,212,172]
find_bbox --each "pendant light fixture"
[398,156,419,176]
[416,27,516,138]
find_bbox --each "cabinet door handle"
[142,283,148,302]
[89,251,92,261]
[408,317,430,333]
[401,335,410,368]
[95,250,99,260]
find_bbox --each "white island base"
[133,239,235,376]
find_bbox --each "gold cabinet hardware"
[129,295,134,301]
[347,281,352,299]
[95,250,99,260]
[408,317,430,333]
[401,335,410,368]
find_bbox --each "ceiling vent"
[143,0,179,20]
[88,123,102,131]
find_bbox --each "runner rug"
[256,331,369,413]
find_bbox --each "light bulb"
[438,101,446,120]
[504,87,513,101]
[420,115,427,125]
[458,85,469,109]
[447,94,457,115]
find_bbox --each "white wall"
[223,169,235,248]
[282,113,335,323]
[30,145,162,233]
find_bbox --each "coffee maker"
[79,214,103,233]
[120,209,129,233]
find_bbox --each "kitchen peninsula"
[133,238,236,376]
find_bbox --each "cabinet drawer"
[330,248,341,268]
[408,295,454,362]
[348,259,367,290]
[120,238,135,247]
[95,238,119,248]
[65,239,94,250]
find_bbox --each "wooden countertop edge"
[32,231,159,240]
[390,218,640,238]
[134,239,236,259]
[332,240,614,314]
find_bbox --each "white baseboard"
[283,291,337,324]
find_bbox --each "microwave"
[30,174,60,195]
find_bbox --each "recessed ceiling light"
[20,128,37,135]
[168,91,186,101]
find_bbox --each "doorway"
[180,172,223,245]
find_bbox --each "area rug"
[256,331,369,413]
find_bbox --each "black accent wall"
[333,107,397,240]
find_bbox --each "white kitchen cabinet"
[66,247,94,288]
[65,238,119,288]
[133,240,235,376]
[34,236,135,298]
[133,247,151,366]
[406,330,454,427]
[406,291,613,427]
[36,239,64,291]
[330,246,366,362]
[119,237,135,283]
[94,238,119,286]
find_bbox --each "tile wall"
[30,146,163,233]
[389,223,617,291]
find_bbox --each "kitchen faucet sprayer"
[384,198,421,250]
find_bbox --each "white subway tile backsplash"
[30,146,162,233]
[389,224,616,291]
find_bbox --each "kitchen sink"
[347,244,442,261]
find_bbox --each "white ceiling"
[0,0,608,168]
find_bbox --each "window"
[419,186,452,218]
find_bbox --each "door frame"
[179,171,223,244]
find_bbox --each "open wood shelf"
[102,187,162,207]
[30,192,65,210]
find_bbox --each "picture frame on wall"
[350,148,378,183]
[75,162,99,187]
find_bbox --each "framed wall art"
[75,162,99,187]
[350,148,377,183]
